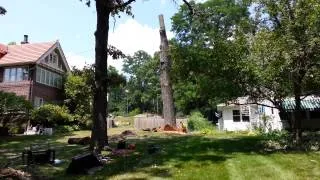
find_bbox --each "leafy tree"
[250,0,320,143]
[65,65,125,128]
[0,91,32,134]
[81,0,193,151]
[171,0,252,115]
[123,50,161,114]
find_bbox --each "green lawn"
[1,128,320,180]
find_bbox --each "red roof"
[0,41,56,66]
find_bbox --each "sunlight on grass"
[1,128,320,180]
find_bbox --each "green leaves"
[122,50,161,113]
[0,91,32,127]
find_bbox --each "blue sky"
[0,0,182,70]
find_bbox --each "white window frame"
[3,67,28,82]
[232,105,250,122]
[36,66,62,89]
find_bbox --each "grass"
[1,127,320,180]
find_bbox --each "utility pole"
[158,14,176,127]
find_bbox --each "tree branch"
[113,0,136,10]
[233,102,277,109]
[182,0,194,16]
[0,6,6,15]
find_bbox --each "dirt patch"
[68,137,91,145]
[121,130,137,136]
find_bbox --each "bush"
[261,130,290,141]
[128,108,141,117]
[187,111,213,132]
[0,91,32,134]
[31,104,74,127]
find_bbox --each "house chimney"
[21,35,29,44]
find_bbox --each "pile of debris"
[143,122,187,134]
[0,168,32,180]
[66,130,138,175]
[68,136,91,145]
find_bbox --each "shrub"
[187,111,212,132]
[31,104,73,127]
[0,91,32,134]
[128,108,141,117]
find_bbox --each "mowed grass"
[1,128,320,180]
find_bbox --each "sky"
[0,0,184,72]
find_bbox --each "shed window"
[241,105,250,122]
[233,106,250,122]
[233,110,241,122]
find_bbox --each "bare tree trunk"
[90,1,110,152]
[158,14,176,127]
[293,81,302,144]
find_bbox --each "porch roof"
[283,98,320,111]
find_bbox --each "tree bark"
[158,14,176,127]
[293,80,302,144]
[90,1,110,152]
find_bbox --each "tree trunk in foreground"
[90,1,110,152]
[158,14,176,127]
[293,80,302,145]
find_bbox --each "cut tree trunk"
[158,14,176,127]
[90,1,110,152]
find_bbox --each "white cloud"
[66,19,174,72]
[109,19,173,72]
[65,52,92,69]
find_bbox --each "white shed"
[217,97,283,132]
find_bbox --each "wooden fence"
[134,115,187,129]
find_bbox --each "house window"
[34,97,44,108]
[52,54,57,64]
[3,67,28,82]
[35,66,62,88]
[4,68,10,81]
[10,68,16,81]
[58,60,62,69]
[46,53,58,66]
[233,110,241,122]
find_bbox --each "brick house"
[0,35,70,107]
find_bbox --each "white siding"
[218,100,283,132]
[219,106,252,131]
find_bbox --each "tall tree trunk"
[90,1,110,152]
[158,14,176,127]
[293,80,302,144]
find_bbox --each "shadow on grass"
[61,134,265,179]
[1,131,305,179]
